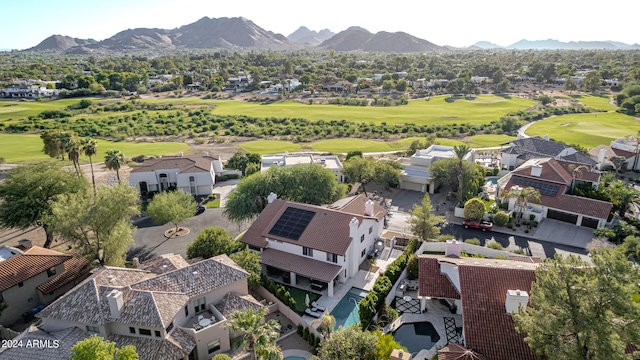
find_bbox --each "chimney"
[543,134,550,141]
[517,133,522,140]
[132,257,140,268]
[179,151,184,157]
[365,200,375,216]
[390,348,412,360]
[349,217,360,239]
[505,289,529,314]
[445,240,462,258]
[530,165,542,177]
[205,151,209,157]
[598,148,606,164]
[18,239,33,249]
[267,192,278,204]
[107,289,124,319]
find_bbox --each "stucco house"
[261,152,344,182]
[0,246,90,326]
[590,137,640,171]
[2,254,263,360]
[497,158,612,228]
[500,136,595,171]
[129,154,222,196]
[240,194,387,297]
[399,145,474,193]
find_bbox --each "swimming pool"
[330,287,369,328]
[392,321,441,354]
[485,176,499,185]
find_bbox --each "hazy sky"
[2,0,639,50]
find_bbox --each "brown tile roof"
[439,257,539,271]
[242,196,386,255]
[130,155,218,174]
[458,265,537,360]
[142,253,190,274]
[0,326,87,360]
[38,253,91,294]
[438,343,487,360]
[589,145,635,160]
[0,247,71,292]
[418,256,460,299]
[215,292,264,318]
[260,248,342,283]
[108,328,196,360]
[329,194,388,220]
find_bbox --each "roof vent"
[267,192,278,204]
[486,263,492,266]
[543,134,550,141]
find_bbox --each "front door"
[139,181,148,194]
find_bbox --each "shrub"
[487,242,504,250]
[512,249,525,255]
[297,324,303,336]
[492,211,509,227]
[507,223,513,229]
[529,214,536,221]
[463,198,486,220]
[464,238,481,246]
[303,327,310,341]
[437,234,455,242]
[211,355,233,360]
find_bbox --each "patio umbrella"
[305,293,310,308]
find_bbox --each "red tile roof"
[329,195,387,221]
[38,253,90,294]
[438,343,487,360]
[589,145,635,160]
[260,248,342,283]
[0,248,71,292]
[130,155,218,174]
[458,265,537,360]
[418,256,460,299]
[511,158,600,184]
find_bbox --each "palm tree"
[66,137,81,174]
[309,310,336,339]
[56,131,72,161]
[568,164,590,192]
[224,307,280,360]
[82,138,98,195]
[501,186,541,223]
[104,149,125,183]
[608,181,640,217]
[453,144,471,204]
[256,343,284,360]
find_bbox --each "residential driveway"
[532,218,595,249]
[214,178,240,206]
[389,190,424,212]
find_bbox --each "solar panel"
[512,177,560,196]
[268,207,316,241]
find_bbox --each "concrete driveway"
[532,218,595,249]
[389,190,424,212]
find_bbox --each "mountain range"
[26,17,640,53]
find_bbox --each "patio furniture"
[199,318,212,327]
[197,315,204,321]
[311,301,326,312]
[305,308,322,318]
[310,282,325,291]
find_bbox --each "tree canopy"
[70,334,138,360]
[463,198,485,220]
[230,247,262,289]
[146,190,196,232]
[342,157,401,195]
[429,158,485,202]
[514,250,640,360]
[227,151,261,176]
[186,227,240,259]
[224,164,347,223]
[0,163,87,248]
[312,325,377,360]
[407,194,444,241]
[224,307,281,360]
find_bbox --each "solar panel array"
[268,207,316,241]
[512,177,560,196]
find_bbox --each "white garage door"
[402,181,424,192]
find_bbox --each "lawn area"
[283,285,321,314]
[0,98,102,122]
[239,140,303,154]
[204,198,220,208]
[0,133,189,163]
[311,138,393,153]
[464,134,516,147]
[525,112,640,148]
[211,95,535,126]
[570,94,616,110]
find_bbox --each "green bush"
[493,211,509,226]
[463,198,486,220]
[464,238,481,246]
[297,324,303,336]
[303,327,310,341]
[436,234,455,242]
[211,355,233,360]
[487,242,504,250]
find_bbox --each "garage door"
[403,181,424,192]
[547,209,578,224]
[581,217,599,229]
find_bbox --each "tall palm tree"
[310,310,336,339]
[224,307,280,360]
[453,144,471,204]
[501,186,541,223]
[66,137,81,174]
[568,164,590,192]
[104,149,125,183]
[56,131,72,161]
[82,138,98,195]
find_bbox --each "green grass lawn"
[204,198,220,208]
[239,140,303,154]
[525,112,640,148]
[311,138,393,153]
[0,98,103,122]
[0,133,189,163]
[211,95,535,126]
[283,285,321,314]
[570,94,616,110]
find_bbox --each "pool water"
[392,322,441,354]
[330,287,369,328]
[485,177,499,185]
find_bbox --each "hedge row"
[260,274,296,311]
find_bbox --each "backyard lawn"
[283,285,321,314]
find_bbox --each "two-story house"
[240,194,387,297]
[0,246,90,326]
[129,154,223,196]
[261,153,344,182]
[500,136,596,171]
[399,145,474,193]
[590,137,640,171]
[2,254,263,360]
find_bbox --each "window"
[360,234,365,243]
[86,326,100,334]
[27,297,34,304]
[166,322,174,333]
[369,226,373,234]
[139,328,152,336]
[361,249,366,258]
[194,297,206,313]
[18,282,24,288]
[155,330,161,337]
[326,253,338,263]
[189,176,196,194]
[184,305,189,317]
[129,327,135,334]
[0,293,3,302]
[303,247,313,257]
[47,267,57,277]
[207,339,221,354]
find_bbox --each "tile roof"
[0,247,71,292]
[215,292,264,318]
[142,253,190,274]
[589,145,635,160]
[0,326,87,360]
[38,252,91,294]
[130,155,218,174]
[329,194,388,221]
[241,195,386,255]
[562,151,597,165]
[260,248,342,283]
[437,343,487,360]
[108,328,195,360]
[511,158,599,185]
[458,265,537,360]
[503,137,595,165]
[417,256,460,299]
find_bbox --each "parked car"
[462,219,493,231]
[195,204,206,215]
